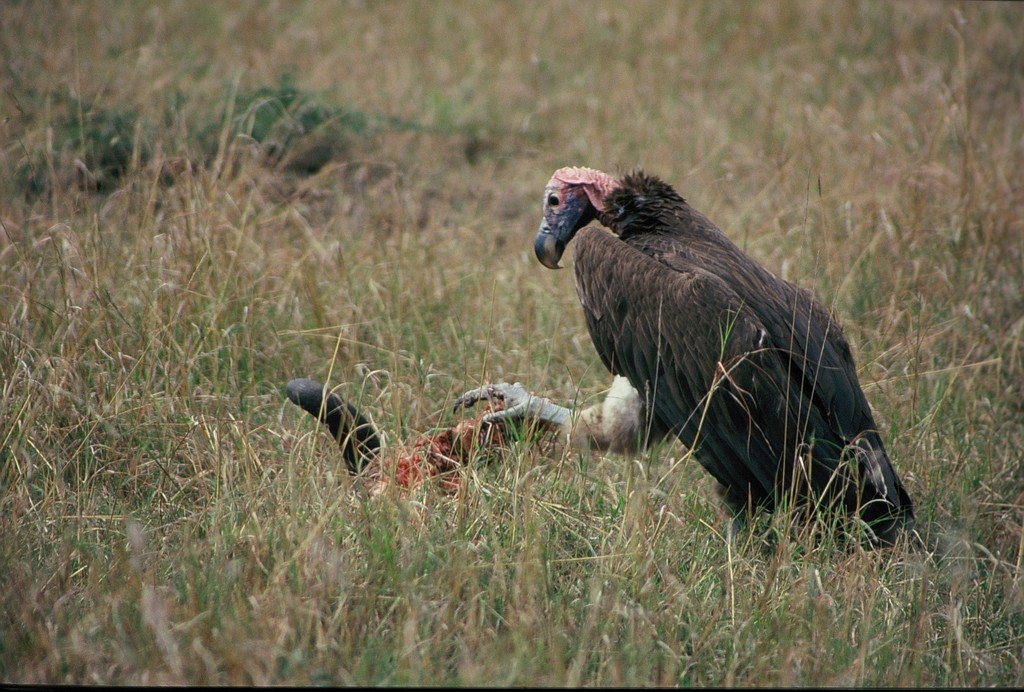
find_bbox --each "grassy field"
[2,0,1023,685]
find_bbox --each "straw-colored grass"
[2,1,1022,685]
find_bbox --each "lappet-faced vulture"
[534,166,917,547]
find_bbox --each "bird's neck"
[595,207,621,230]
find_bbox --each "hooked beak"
[534,221,565,270]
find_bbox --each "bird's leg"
[455,376,670,455]
[569,375,665,453]
[454,382,571,428]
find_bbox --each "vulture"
[532,166,917,547]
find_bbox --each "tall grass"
[2,0,1022,685]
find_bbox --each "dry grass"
[2,0,1023,685]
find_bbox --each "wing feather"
[571,227,905,522]
[627,233,875,452]
[574,228,790,504]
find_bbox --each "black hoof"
[286,378,381,474]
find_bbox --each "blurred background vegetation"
[1,1,1022,685]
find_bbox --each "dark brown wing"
[626,230,869,443]
[625,232,914,539]
[574,228,784,505]
[571,227,913,538]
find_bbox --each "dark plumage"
[535,167,916,546]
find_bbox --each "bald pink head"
[536,166,620,269]
[547,166,619,212]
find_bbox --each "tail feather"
[853,435,917,548]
